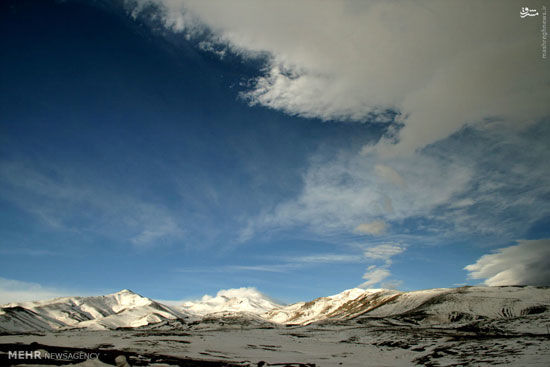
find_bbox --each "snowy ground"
[1,316,550,366]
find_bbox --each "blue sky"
[1,0,549,304]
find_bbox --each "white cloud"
[355,220,387,235]
[360,265,391,288]
[160,288,266,308]
[130,0,550,154]
[0,278,71,305]
[465,239,550,286]
[207,287,265,300]
[364,243,405,262]
[128,0,550,249]
[359,243,405,288]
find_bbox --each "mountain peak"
[117,289,136,295]
[0,288,187,332]
[180,287,282,316]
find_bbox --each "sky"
[1,0,549,305]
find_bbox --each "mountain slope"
[0,306,67,332]
[0,289,189,332]
[366,286,550,323]
[264,288,398,324]
[264,286,550,325]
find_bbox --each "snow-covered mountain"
[264,288,399,324]
[0,289,188,332]
[1,286,549,333]
[179,287,282,316]
[264,286,550,325]
[369,286,550,322]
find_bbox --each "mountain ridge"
[0,289,190,332]
[1,286,549,333]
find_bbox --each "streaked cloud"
[174,264,297,274]
[176,252,363,275]
[288,253,362,264]
[226,264,299,273]
[465,239,550,286]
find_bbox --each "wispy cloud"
[465,239,550,286]
[179,243,405,288]
[241,121,550,246]
[374,165,405,188]
[175,252,363,275]
[243,147,473,238]
[226,264,299,273]
[359,243,406,288]
[130,219,183,246]
[0,248,58,256]
[0,278,73,305]
[431,123,550,238]
[287,254,362,264]
[0,159,184,247]
[174,263,298,274]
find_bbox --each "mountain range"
[1,286,548,333]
